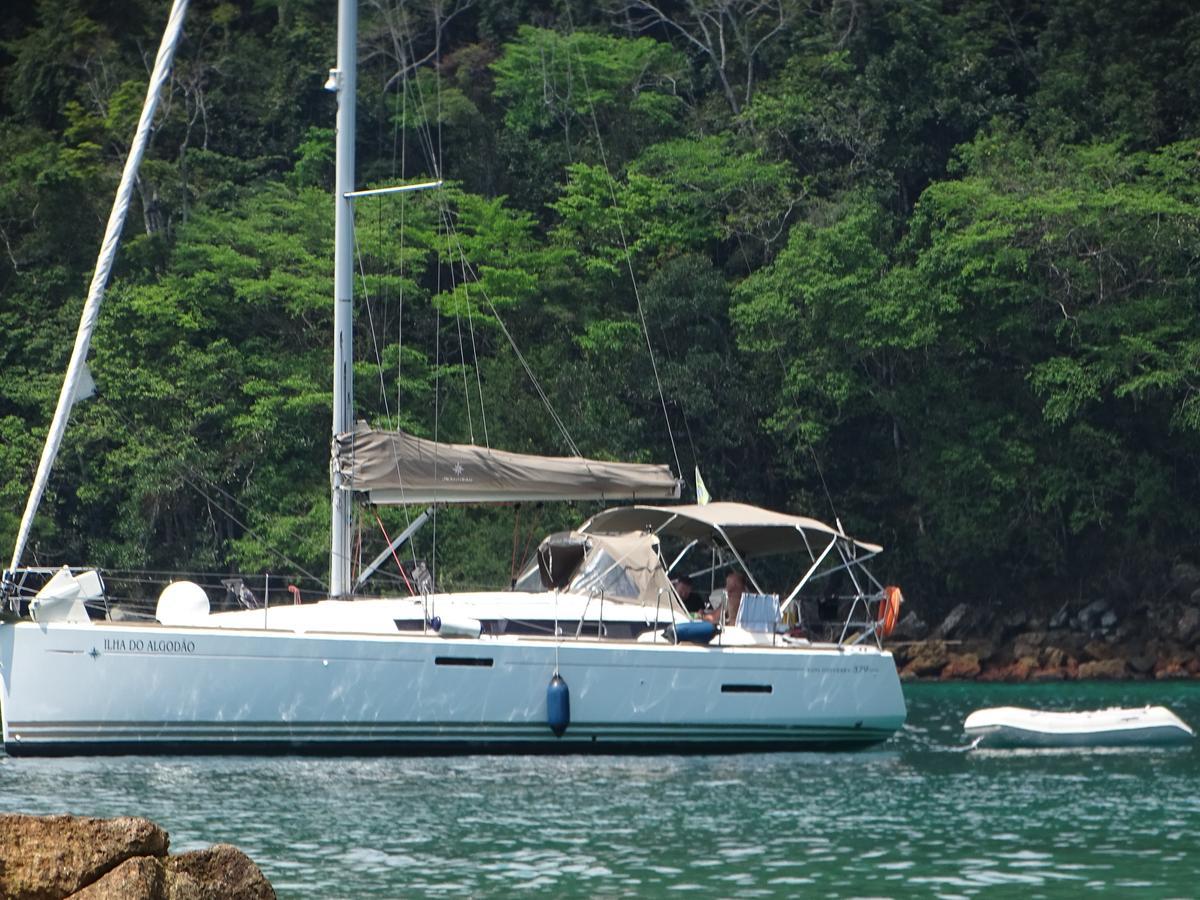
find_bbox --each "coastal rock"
[165,845,275,900]
[889,611,929,641]
[977,659,1005,681]
[1077,658,1128,680]
[1083,640,1114,662]
[1178,607,1200,643]
[0,816,274,900]
[940,652,981,679]
[982,656,1039,682]
[902,640,949,677]
[1128,654,1156,675]
[1011,632,1046,664]
[1113,618,1143,644]
[1042,646,1067,669]
[960,638,997,664]
[887,642,914,668]
[1031,665,1066,681]
[1154,660,1190,680]
[983,612,1025,655]
[0,814,169,899]
[1171,562,1200,594]
[1011,656,1039,681]
[1050,631,1088,657]
[998,608,1029,637]
[1074,599,1110,631]
[70,857,165,899]
[932,603,972,639]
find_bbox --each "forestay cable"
[8,0,192,575]
[562,8,683,478]
[397,16,581,456]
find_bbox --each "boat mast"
[329,0,357,598]
[5,0,191,588]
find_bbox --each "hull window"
[434,656,494,667]
[721,684,773,694]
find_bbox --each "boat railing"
[2,566,109,617]
[575,587,607,640]
[837,588,886,648]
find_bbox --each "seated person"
[672,575,705,615]
[703,570,746,625]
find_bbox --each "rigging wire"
[462,259,489,447]
[390,17,579,453]
[344,63,424,590]
[447,236,581,456]
[373,510,416,595]
[175,472,324,586]
[774,347,841,523]
[351,5,614,594]
[394,12,579,456]
[654,316,701,472]
[392,78,422,574]
[435,8,444,181]
[509,504,521,582]
[449,229,476,444]
[353,201,393,422]
[352,192,433,586]
[561,5,683,478]
[98,403,326,587]
[432,304,441,584]
[378,197,391,423]
[397,78,408,428]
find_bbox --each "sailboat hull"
[0,621,905,755]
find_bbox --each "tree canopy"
[2,0,1199,614]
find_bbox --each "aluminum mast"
[328,0,357,598]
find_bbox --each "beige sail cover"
[335,424,681,505]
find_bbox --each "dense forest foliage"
[2,0,1199,613]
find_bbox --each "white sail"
[7,0,191,575]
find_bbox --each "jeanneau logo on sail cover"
[443,460,472,483]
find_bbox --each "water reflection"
[0,682,1197,897]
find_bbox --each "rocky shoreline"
[0,814,274,899]
[889,564,1200,681]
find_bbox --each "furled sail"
[6,0,191,580]
[334,424,681,505]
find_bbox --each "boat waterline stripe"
[7,721,893,742]
[7,719,893,732]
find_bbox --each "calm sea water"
[2,681,1198,898]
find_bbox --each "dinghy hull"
[964,705,1195,749]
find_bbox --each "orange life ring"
[877,586,903,637]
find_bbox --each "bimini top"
[334,424,681,505]
[579,502,883,559]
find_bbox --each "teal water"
[2,681,1198,897]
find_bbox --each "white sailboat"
[0,0,906,756]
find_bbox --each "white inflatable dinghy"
[964,705,1195,748]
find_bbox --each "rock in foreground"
[0,814,274,900]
